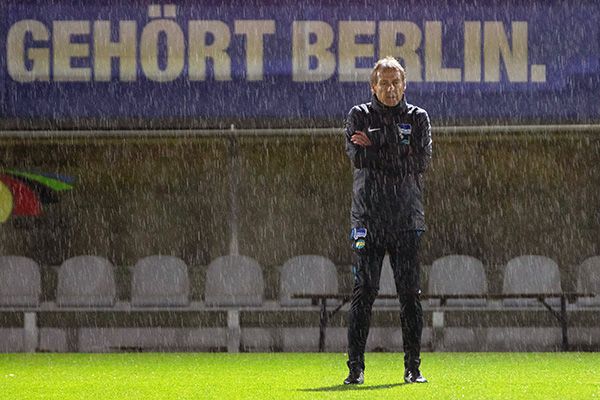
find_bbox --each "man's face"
[371,68,405,107]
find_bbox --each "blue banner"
[1,0,599,124]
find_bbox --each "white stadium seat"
[428,255,488,307]
[502,255,561,307]
[57,256,116,307]
[131,255,190,307]
[204,255,264,306]
[279,255,338,307]
[576,256,600,307]
[0,256,41,307]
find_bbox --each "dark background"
[1,131,598,299]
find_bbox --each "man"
[343,56,432,385]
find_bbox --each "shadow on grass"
[299,382,406,392]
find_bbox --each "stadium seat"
[56,256,116,307]
[0,257,42,352]
[576,256,600,307]
[204,255,264,306]
[131,255,190,307]
[372,255,398,307]
[502,255,562,307]
[568,257,600,350]
[428,255,488,307]
[425,255,488,350]
[279,255,338,307]
[0,256,41,307]
[485,256,565,351]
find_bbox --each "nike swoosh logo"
[367,128,381,132]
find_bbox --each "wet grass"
[0,352,599,400]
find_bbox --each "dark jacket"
[344,95,432,232]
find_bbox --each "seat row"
[423,254,599,307]
[1,254,598,309]
[0,254,337,308]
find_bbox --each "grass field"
[1,352,599,400]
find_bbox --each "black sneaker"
[344,368,364,385]
[404,369,427,383]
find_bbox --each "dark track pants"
[347,229,423,371]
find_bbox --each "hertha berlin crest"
[397,123,412,145]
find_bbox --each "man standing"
[343,56,432,385]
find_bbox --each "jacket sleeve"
[411,109,432,173]
[344,106,379,169]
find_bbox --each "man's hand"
[351,131,372,147]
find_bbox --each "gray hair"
[370,56,406,87]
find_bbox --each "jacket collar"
[371,94,408,115]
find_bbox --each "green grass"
[1,353,599,400]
